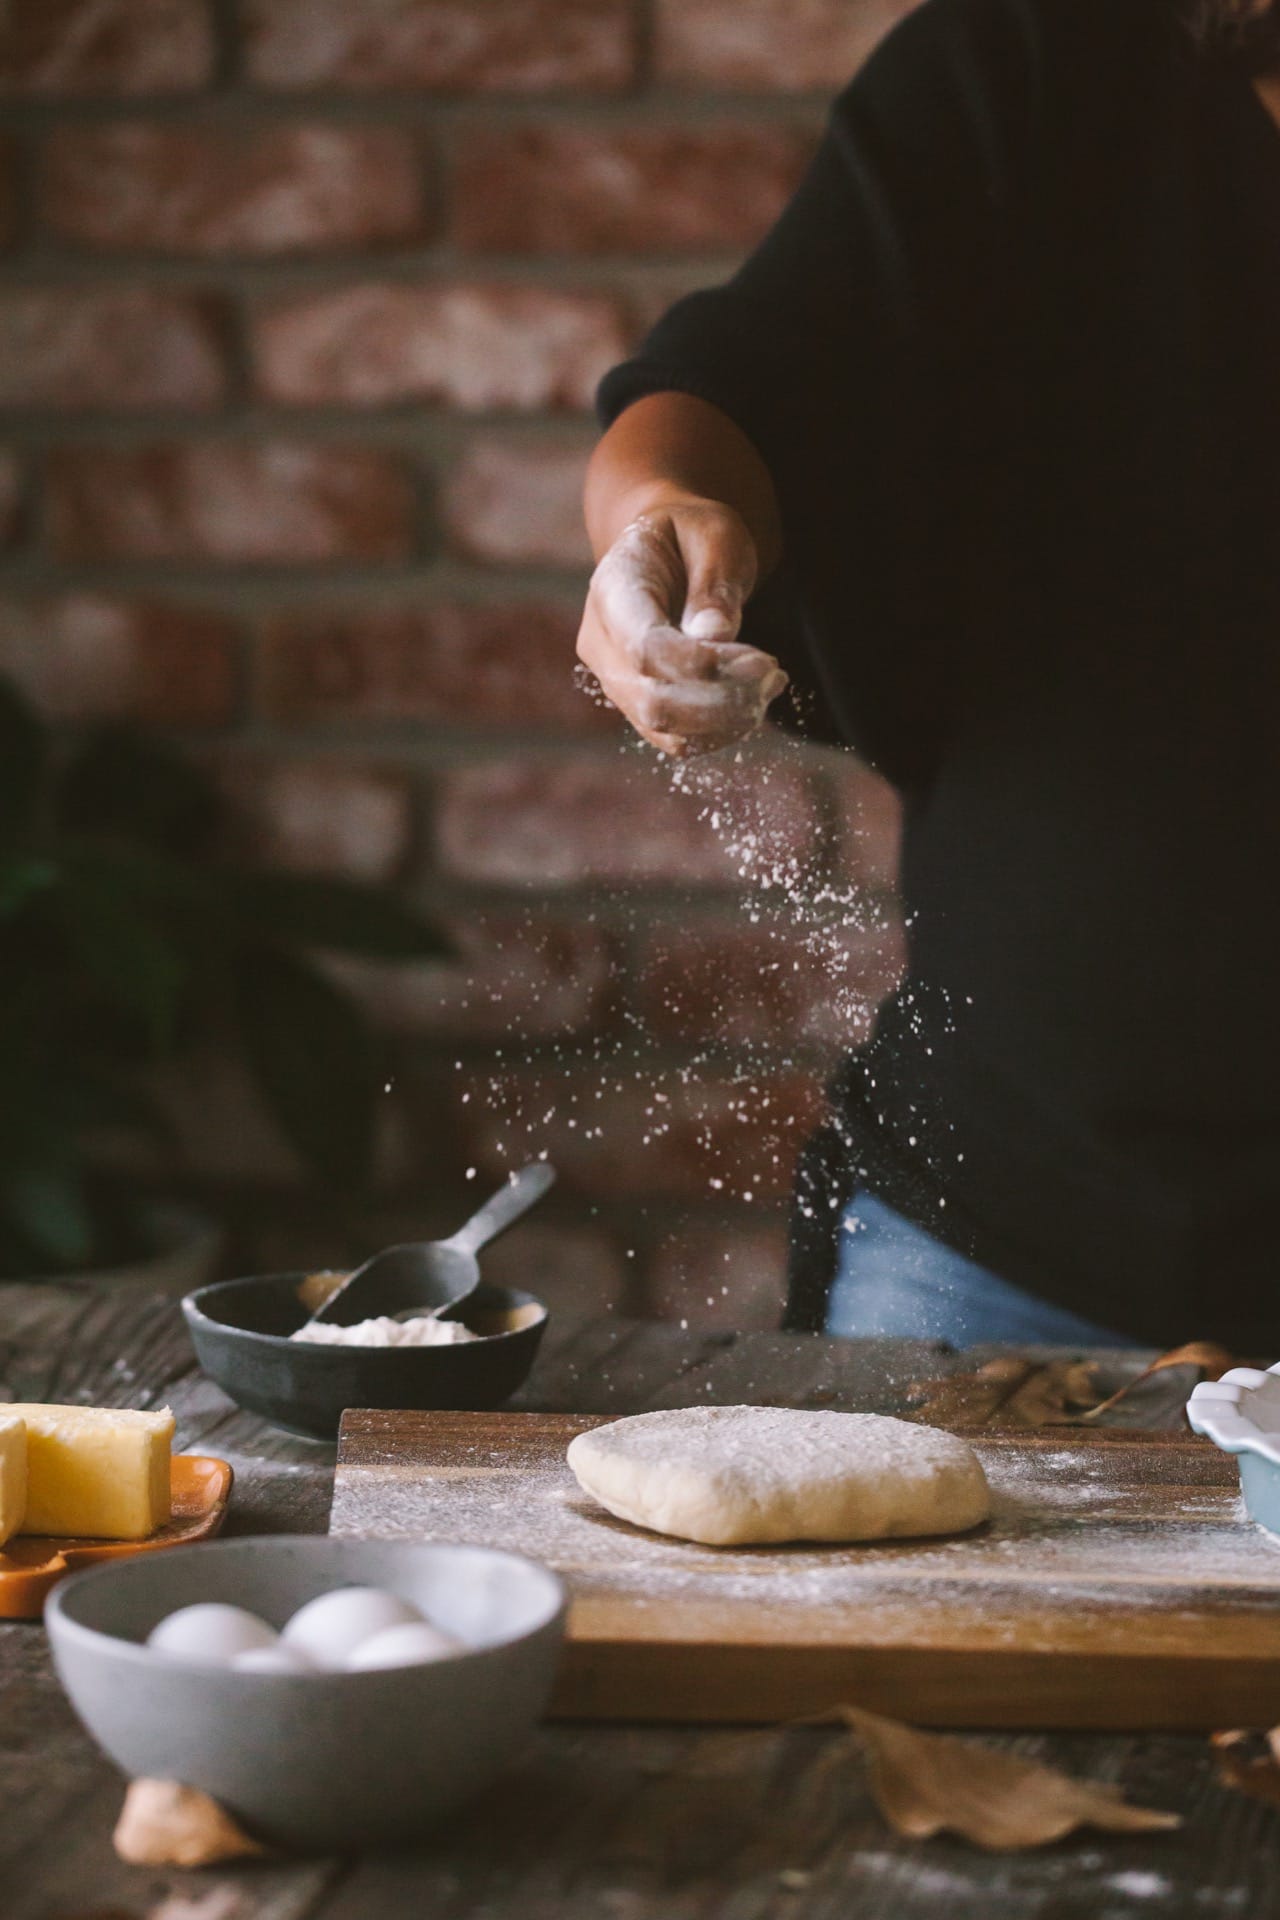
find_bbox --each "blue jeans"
[825,1192,1135,1347]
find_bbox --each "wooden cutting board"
[331,1409,1280,1730]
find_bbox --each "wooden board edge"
[549,1640,1280,1730]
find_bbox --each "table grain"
[2,1282,1276,1920]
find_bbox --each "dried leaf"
[838,1707,1181,1850]
[906,1341,1232,1432]
[113,1778,269,1867]
[1080,1341,1232,1421]
[1002,1358,1104,1426]
[1211,1729,1280,1810]
[905,1357,1036,1427]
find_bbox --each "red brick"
[260,600,614,734]
[0,137,13,252]
[460,1066,825,1201]
[253,282,627,412]
[647,1222,788,1329]
[433,752,820,887]
[830,758,903,890]
[221,756,414,881]
[47,442,416,565]
[324,917,616,1040]
[0,594,238,727]
[625,268,727,340]
[443,438,592,569]
[637,916,905,1051]
[41,124,430,255]
[0,0,214,96]
[0,449,22,548]
[244,0,636,94]
[0,288,228,411]
[655,0,915,92]
[454,123,815,255]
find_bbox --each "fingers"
[590,563,778,693]
[678,507,758,644]
[577,505,788,756]
[586,648,786,756]
[587,544,727,687]
[589,529,682,654]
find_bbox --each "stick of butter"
[0,1414,27,1547]
[6,1404,174,1541]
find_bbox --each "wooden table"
[3,1281,1279,1920]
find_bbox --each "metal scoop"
[304,1162,557,1330]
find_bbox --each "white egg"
[147,1603,278,1665]
[232,1643,316,1676]
[344,1621,462,1671]
[281,1586,424,1668]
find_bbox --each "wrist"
[611,481,735,536]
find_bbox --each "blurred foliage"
[0,678,449,1278]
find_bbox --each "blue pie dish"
[1187,1365,1280,1534]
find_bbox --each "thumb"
[678,514,757,644]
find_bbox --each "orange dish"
[0,1455,233,1619]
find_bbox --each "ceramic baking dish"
[1187,1366,1280,1533]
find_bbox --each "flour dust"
[447,729,921,1305]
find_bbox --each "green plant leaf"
[0,678,48,848]
[0,1162,95,1272]
[57,726,221,858]
[222,869,452,960]
[234,945,376,1186]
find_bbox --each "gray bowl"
[46,1536,568,1852]
[184,1273,549,1442]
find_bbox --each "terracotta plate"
[0,1455,234,1620]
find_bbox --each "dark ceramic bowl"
[183,1273,548,1442]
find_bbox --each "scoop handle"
[447,1161,557,1257]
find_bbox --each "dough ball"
[566,1405,990,1547]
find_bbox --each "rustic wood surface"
[2,1282,1279,1918]
[332,1411,1280,1729]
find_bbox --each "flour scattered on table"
[330,1432,1277,1627]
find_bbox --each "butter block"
[8,1404,173,1541]
[0,1415,27,1547]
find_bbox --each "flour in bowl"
[291,1316,478,1349]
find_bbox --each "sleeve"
[597,0,1052,775]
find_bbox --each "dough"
[566,1405,990,1547]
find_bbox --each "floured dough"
[566,1405,990,1547]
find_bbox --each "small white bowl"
[1188,1363,1280,1534]
[45,1536,567,1852]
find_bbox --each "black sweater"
[598,0,1280,1348]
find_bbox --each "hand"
[576,499,789,756]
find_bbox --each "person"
[577,0,1280,1351]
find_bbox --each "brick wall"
[0,0,907,1327]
